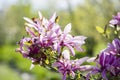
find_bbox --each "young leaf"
[96,26,104,34]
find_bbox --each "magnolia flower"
[97,52,120,80]
[16,11,87,72]
[52,57,89,80]
[87,52,120,80]
[16,12,61,65]
[24,12,60,45]
[87,39,120,80]
[109,12,120,26]
[54,23,87,56]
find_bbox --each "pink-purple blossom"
[16,12,86,66]
[52,57,90,80]
[54,23,86,56]
[87,39,120,80]
[16,12,60,65]
[16,11,120,80]
[98,52,120,80]
[109,12,120,26]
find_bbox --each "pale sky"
[0,0,84,11]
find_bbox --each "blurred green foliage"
[0,0,120,80]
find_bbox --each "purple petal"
[23,17,37,26]
[110,19,118,25]
[38,11,43,20]
[102,70,108,80]
[26,27,36,37]
[80,65,93,71]
[78,57,89,65]
[62,50,70,60]
[99,52,106,67]
[117,12,120,18]
[57,44,61,54]
[70,71,75,79]
[65,44,75,56]
[49,12,56,23]
[64,23,71,34]
[113,39,120,53]
[87,57,96,62]
[74,45,84,52]
[62,72,67,80]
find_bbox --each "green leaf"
[96,26,104,34]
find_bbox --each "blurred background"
[0,0,120,80]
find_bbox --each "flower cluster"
[86,12,120,80]
[87,39,120,80]
[52,50,92,80]
[16,11,89,80]
[16,11,120,80]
